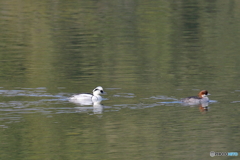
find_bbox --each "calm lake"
[0,0,240,159]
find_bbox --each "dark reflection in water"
[1,0,240,159]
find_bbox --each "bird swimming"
[69,86,104,103]
[181,90,210,105]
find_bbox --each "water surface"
[0,0,240,159]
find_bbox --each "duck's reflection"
[198,102,209,113]
[69,99,103,114]
[182,101,209,113]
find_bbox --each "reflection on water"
[199,104,209,113]
[74,101,104,115]
[69,95,105,114]
[0,87,239,159]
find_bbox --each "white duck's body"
[69,86,104,104]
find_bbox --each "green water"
[0,0,240,159]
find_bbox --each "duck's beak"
[101,90,107,94]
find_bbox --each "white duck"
[69,86,104,103]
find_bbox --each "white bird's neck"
[92,95,102,101]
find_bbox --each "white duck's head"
[92,86,104,96]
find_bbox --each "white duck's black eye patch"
[100,90,103,93]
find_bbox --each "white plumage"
[69,86,104,104]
